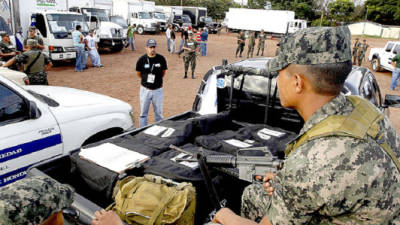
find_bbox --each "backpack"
[107,174,196,225]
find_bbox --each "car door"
[359,71,382,108]
[381,42,394,70]
[0,81,62,186]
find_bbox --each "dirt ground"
[47,30,400,134]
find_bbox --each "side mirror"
[384,94,400,108]
[28,101,40,119]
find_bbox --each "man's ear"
[292,73,306,94]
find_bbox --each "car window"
[385,43,394,52]
[360,73,380,107]
[393,45,400,55]
[0,84,27,125]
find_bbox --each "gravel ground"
[47,30,400,134]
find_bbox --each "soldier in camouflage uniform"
[23,26,44,51]
[256,30,266,56]
[235,31,246,58]
[0,176,74,224]
[352,37,359,65]
[182,32,199,79]
[3,39,52,85]
[211,27,400,225]
[357,39,369,66]
[247,31,255,58]
[0,32,16,62]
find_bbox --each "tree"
[328,0,355,25]
[365,0,400,25]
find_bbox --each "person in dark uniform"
[3,39,52,85]
[0,32,16,62]
[182,32,199,79]
[256,29,266,56]
[23,26,44,51]
[136,39,168,127]
[236,31,246,58]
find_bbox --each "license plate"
[59,54,63,59]
[67,53,71,58]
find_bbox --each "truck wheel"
[137,26,144,35]
[371,58,381,72]
[111,45,123,52]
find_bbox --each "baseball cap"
[265,26,351,74]
[0,176,74,224]
[27,38,38,47]
[146,39,157,47]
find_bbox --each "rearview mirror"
[28,100,40,119]
[384,95,400,108]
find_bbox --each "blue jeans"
[179,39,185,52]
[129,37,135,50]
[139,86,163,127]
[200,42,207,56]
[390,68,400,90]
[75,46,85,71]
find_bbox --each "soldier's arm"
[212,208,271,225]
[0,50,15,57]
[137,71,141,78]
[2,57,15,67]
[162,70,166,77]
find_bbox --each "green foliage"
[266,0,317,21]
[328,0,355,25]
[365,0,400,25]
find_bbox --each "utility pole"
[362,5,368,37]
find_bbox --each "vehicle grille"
[65,47,76,52]
[151,23,157,27]
[111,28,123,38]
[160,22,166,27]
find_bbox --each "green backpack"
[107,174,196,225]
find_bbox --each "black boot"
[184,73,187,79]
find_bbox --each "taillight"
[23,77,29,85]
[49,46,54,51]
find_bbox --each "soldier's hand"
[263,173,275,196]
[92,210,123,225]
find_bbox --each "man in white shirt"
[86,30,103,68]
[165,25,171,52]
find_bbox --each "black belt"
[142,85,162,90]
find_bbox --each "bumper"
[144,27,157,32]
[98,38,124,48]
[50,51,76,61]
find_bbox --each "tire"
[111,45,123,52]
[137,26,144,35]
[371,58,381,72]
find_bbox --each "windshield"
[204,17,212,23]
[154,13,166,20]
[110,16,128,28]
[139,12,151,19]
[47,14,88,34]
[182,15,191,23]
[82,8,109,22]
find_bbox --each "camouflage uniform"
[247,33,255,58]
[352,39,359,64]
[24,35,44,51]
[256,33,266,56]
[0,176,74,224]
[235,33,246,57]
[183,39,199,78]
[241,27,400,224]
[15,47,51,85]
[0,40,15,60]
[357,41,369,66]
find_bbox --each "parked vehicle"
[368,41,400,72]
[224,8,306,35]
[8,0,88,61]
[0,74,135,187]
[151,11,167,31]
[109,15,128,38]
[29,57,400,224]
[155,5,191,32]
[0,67,29,86]
[182,6,207,29]
[68,0,125,52]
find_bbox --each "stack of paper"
[79,143,150,173]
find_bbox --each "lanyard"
[147,56,155,74]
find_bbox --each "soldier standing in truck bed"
[256,30,266,56]
[236,31,246,58]
[0,32,16,62]
[247,31,255,58]
[3,39,52,85]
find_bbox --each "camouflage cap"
[0,176,74,224]
[27,38,38,47]
[266,26,351,74]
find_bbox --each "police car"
[0,74,135,186]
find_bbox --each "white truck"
[368,41,400,72]
[182,6,207,29]
[68,0,125,52]
[8,0,88,61]
[224,8,306,35]
[155,5,191,32]
[151,11,167,31]
[0,74,135,186]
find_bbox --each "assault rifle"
[170,145,284,183]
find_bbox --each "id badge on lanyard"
[146,57,156,84]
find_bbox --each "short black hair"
[304,60,352,95]
[76,25,81,30]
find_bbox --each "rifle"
[170,145,284,183]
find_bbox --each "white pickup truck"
[0,75,135,186]
[369,41,400,72]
